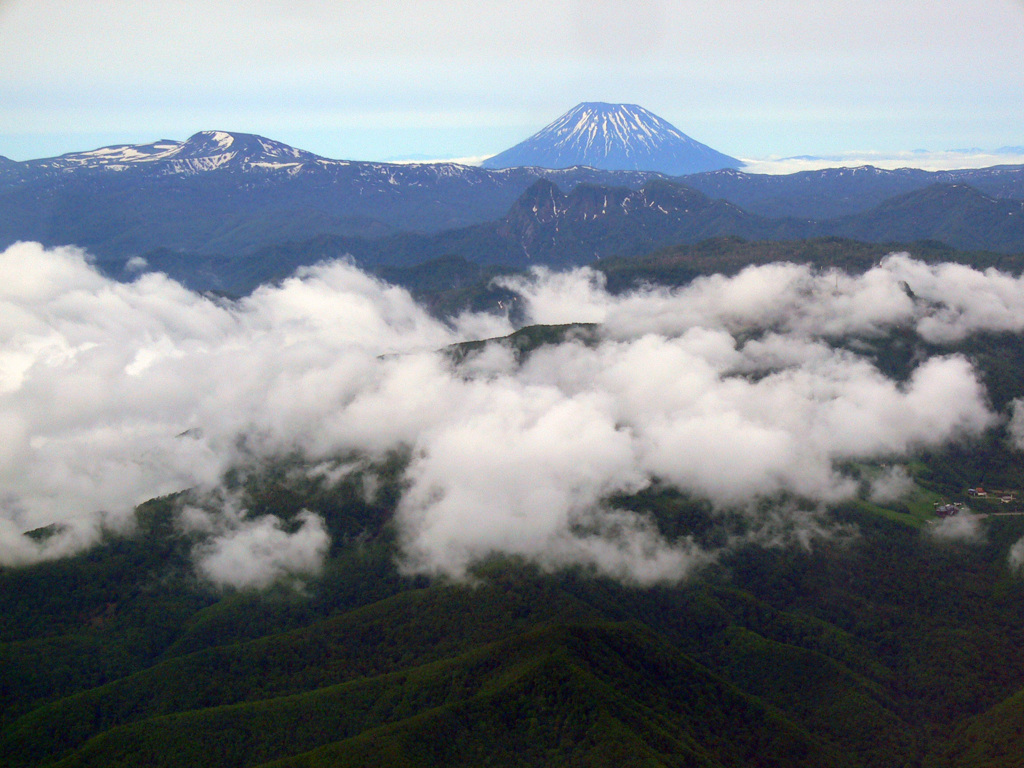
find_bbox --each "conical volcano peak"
[553,102,683,137]
[482,103,741,176]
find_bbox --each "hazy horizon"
[5,123,1024,176]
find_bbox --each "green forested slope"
[4,495,1024,767]
[6,322,1024,767]
[927,686,1024,768]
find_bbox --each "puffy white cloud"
[395,385,647,578]
[868,466,915,504]
[503,261,915,340]
[1008,399,1024,451]
[1009,537,1024,571]
[0,243,496,565]
[2,242,1021,582]
[193,508,330,589]
[505,254,1024,344]
[929,512,985,543]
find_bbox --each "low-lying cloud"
[928,512,985,544]
[740,148,1024,175]
[185,505,330,589]
[1,242,1020,584]
[501,256,1024,344]
[868,466,915,504]
[1009,537,1024,572]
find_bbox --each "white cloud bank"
[2,243,1021,583]
[187,506,330,589]
[741,148,1024,175]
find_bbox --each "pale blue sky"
[1,0,1022,164]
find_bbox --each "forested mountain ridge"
[5,452,1024,768]
[682,163,1024,219]
[101,177,1024,295]
[823,183,1024,252]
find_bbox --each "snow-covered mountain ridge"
[20,131,333,176]
[6,130,669,189]
[482,102,742,176]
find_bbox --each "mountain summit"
[34,131,325,174]
[482,102,742,176]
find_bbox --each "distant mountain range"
[682,164,1024,219]
[122,176,1024,295]
[3,129,1024,289]
[0,131,664,258]
[481,102,742,176]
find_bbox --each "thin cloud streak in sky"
[1,243,1020,583]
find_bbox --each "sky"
[1,0,1023,165]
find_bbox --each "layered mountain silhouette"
[3,130,1024,281]
[121,176,1024,295]
[0,132,663,257]
[683,165,1024,220]
[482,102,742,175]
[824,183,1024,252]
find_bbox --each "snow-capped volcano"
[482,102,742,176]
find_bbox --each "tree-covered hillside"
[5,317,1024,768]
